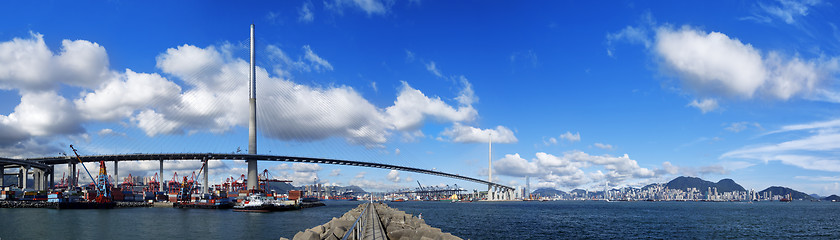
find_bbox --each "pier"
[289,203,462,240]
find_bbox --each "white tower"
[247,24,258,190]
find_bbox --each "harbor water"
[1,200,839,239]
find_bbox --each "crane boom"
[70,145,112,203]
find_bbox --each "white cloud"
[558,131,580,143]
[764,118,840,135]
[404,49,415,62]
[96,128,125,137]
[493,153,540,177]
[298,1,315,23]
[440,123,517,144]
[329,169,341,176]
[657,28,767,98]
[425,61,442,77]
[76,70,181,121]
[400,130,425,142]
[722,119,840,172]
[544,137,558,146]
[610,21,840,106]
[655,26,840,100]
[758,0,822,24]
[687,98,719,114]
[593,143,614,150]
[0,32,490,155]
[385,80,476,131]
[2,91,84,138]
[606,26,651,57]
[302,45,333,71]
[386,170,401,182]
[152,44,477,147]
[326,0,393,16]
[291,163,323,172]
[0,32,114,91]
[493,150,657,189]
[725,121,762,133]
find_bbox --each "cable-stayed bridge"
[1,152,515,200]
[0,24,516,200]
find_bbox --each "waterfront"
[2,200,839,239]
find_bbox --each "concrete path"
[362,203,386,240]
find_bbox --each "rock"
[292,230,319,240]
[309,225,325,235]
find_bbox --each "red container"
[288,190,302,200]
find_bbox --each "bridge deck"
[21,153,513,190]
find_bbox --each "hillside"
[265,181,296,193]
[570,189,588,196]
[533,188,567,197]
[759,186,815,200]
[823,195,840,202]
[665,176,746,193]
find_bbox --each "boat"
[174,200,234,209]
[233,194,276,212]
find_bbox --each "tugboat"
[233,193,276,212]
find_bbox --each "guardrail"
[342,203,370,240]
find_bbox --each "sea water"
[1,200,838,239]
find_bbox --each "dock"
[288,202,461,240]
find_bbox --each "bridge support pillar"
[202,157,208,194]
[49,166,54,190]
[114,161,118,186]
[38,169,45,191]
[33,169,41,191]
[159,160,164,192]
[19,167,27,190]
[0,164,4,187]
[70,163,77,188]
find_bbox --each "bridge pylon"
[246,23,258,190]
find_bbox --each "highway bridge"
[2,153,516,200]
[0,24,516,201]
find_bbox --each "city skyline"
[1,1,840,195]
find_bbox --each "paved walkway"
[361,203,386,240]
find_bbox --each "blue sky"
[2,0,840,195]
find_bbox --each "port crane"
[258,169,292,193]
[70,145,112,203]
[144,173,160,192]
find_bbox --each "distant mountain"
[3,175,21,188]
[823,195,840,202]
[570,189,588,196]
[665,176,745,193]
[265,181,296,194]
[759,186,815,200]
[533,187,566,197]
[342,185,368,195]
[809,194,821,199]
[715,179,747,192]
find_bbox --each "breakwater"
[0,201,151,208]
[288,202,462,240]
